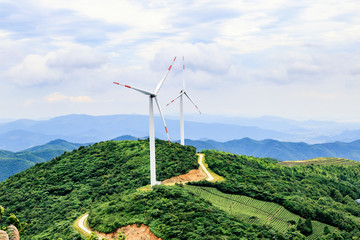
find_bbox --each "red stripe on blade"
[125,85,131,88]
[168,140,171,146]
[113,82,119,85]
[168,65,172,71]
[165,126,168,133]
[173,56,177,61]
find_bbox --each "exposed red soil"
[162,169,206,184]
[96,224,162,240]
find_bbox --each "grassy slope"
[185,185,336,239]
[0,140,198,239]
[279,157,360,167]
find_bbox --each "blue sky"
[0,0,359,121]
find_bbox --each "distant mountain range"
[2,114,360,151]
[0,139,84,181]
[3,135,360,182]
[185,138,360,161]
[2,113,360,182]
[0,114,291,151]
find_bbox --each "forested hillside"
[191,150,360,238]
[2,140,360,239]
[0,140,198,239]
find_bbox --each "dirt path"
[77,213,91,235]
[75,153,215,239]
[197,153,214,181]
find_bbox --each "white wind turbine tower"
[113,57,176,187]
[166,56,201,145]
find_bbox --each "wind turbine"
[166,56,201,145]
[113,56,176,187]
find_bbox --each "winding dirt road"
[77,213,91,236]
[197,153,214,181]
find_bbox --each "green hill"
[2,140,360,239]
[0,139,84,181]
[0,140,199,239]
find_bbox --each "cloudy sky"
[0,0,359,121]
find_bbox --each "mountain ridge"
[3,114,360,152]
[0,114,292,151]
[0,139,84,181]
[3,136,360,182]
[185,137,360,161]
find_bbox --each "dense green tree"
[296,218,312,236]
[324,226,331,235]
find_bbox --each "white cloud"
[46,45,108,70]
[45,92,92,103]
[151,43,233,75]
[1,0,360,121]
[8,54,63,86]
[7,44,108,86]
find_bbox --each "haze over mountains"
[186,138,360,162]
[1,114,360,151]
[3,135,360,182]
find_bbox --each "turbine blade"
[154,56,177,95]
[113,82,154,96]
[184,92,202,114]
[154,97,171,146]
[182,56,186,90]
[166,92,184,107]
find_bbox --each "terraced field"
[279,157,360,167]
[186,185,336,239]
